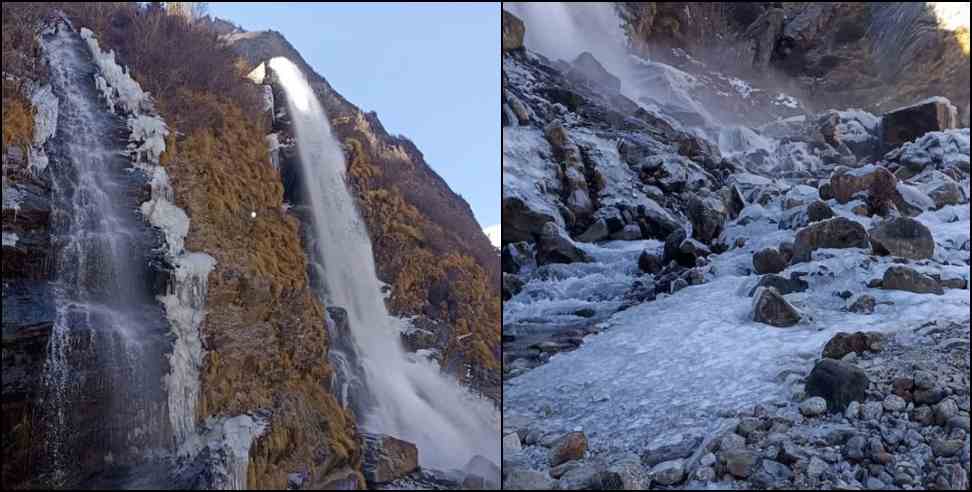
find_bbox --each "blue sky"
[211,2,500,229]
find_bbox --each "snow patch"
[774,93,799,109]
[2,232,18,247]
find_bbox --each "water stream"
[268,57,500,471]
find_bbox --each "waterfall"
[267,57,499,470]
[39,23,170,484]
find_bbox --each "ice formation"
[2,232,19,247]
[80,25,217,456]
[179,414,268,490]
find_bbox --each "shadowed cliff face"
[225,30,501,402]
[615,2,970,118]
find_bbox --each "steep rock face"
[225,31,501,402]
[3,6,362,489]
[619,2,970,117]
[160,108,362,489]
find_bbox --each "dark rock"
[537,222,591,265]
[568,52,621,94]
[663,229,694,267]
[791,217,869,264]
[686,195,727,245]
[577,219,610,243]
[753,248,788,275]
[503,273,524,301]
[848,295,876,314]
[748,274,809,297]
[881,266,944,295]
[502,242,532,274]
[805,359,869,413]
[868,217,935,260]
[361,433,419,484]
[639,250,664,275]
[503,197,560,243]
[807,200,836,223]
[641,436,702,468]
[752,287,801,327]
[881,98,959,151]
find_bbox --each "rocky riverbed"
[502,4,970,490]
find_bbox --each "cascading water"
[267,57,499,470]
[39,24,169,484]
[505,2,719,127]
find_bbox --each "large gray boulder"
[568,52,621,93]
[537,222,591,265]
[752,287,801,327]
[791,217,869,264]
[868,217,935,260]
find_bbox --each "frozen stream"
[504,193,970,455]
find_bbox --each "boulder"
[663,229,694,267]
[822,332,883,359]
[502,242,532,274]
[721,449,759,479]
[503,433,522,455]
[881,266,944,295]
[651,460,685,486]
[884,128,970,175]
[881,97,959,151]
[503,470,555,490]
[537,222,591,265]
[568,52,622,93]
[799,397,828,417]
[848,295,876,314]
[503,273,524,301]
[611,224,643,241]
[829,165,897,205]
[502,10,525,52]
[791,217,869,264]
[748,274,809,297]
[686,195,727,244]
[752,287,801,327]
[503,196,560,243]
[639,250,664,275]
[753,248,788,275]
[805,359,869,413]
[577,219,609,243]
[361,434,419,484]
[608,456,650,490]
[549,432,588,467]
[868,217,935,260]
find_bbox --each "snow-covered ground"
[505,197,970,456]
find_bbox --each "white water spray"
[267,57,499,471]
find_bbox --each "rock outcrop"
[868,217,936,260]
[791,217,870,264]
